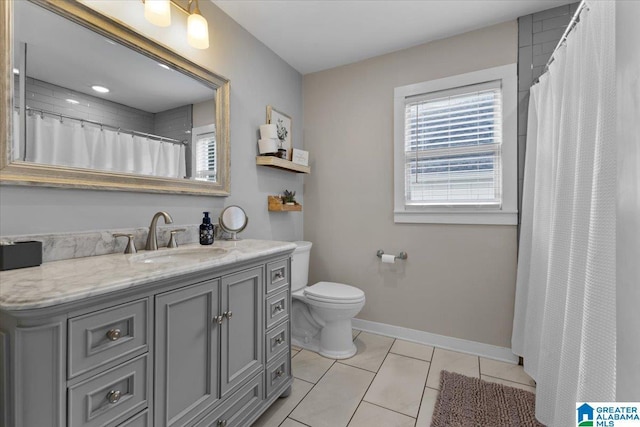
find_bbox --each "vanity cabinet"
[0,248,293,427]
[155,280,221,427]
[155,267,264,427]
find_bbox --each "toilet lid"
[304,282,365,303]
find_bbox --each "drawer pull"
[273,271,284,281]
[106,390,121,404]
[275,336,284,345]
[272,303,284,316]
[275,369,284,378]
[106,329,122,341]
[218,420,228,427]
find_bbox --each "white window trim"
[393,63,518,225]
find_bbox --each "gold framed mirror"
[0,0,230,196]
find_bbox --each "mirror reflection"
[219,206,248,241]
[11,1,219,183]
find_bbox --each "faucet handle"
[113,233,137,254]
[167,228,186,248]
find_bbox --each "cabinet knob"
[225,311,233,319]
[218,420,227,427]
[275,336,283,345]
[106,328,121,341]
[106,390,121,404]
[275,369,284,378]
[272,303,284,315]
[274,271,284,280]
[214,315,224,325]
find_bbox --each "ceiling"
[213,0,573,75]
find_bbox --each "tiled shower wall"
[517,2,580,220]
[15,77,192,140]
[16,76,155,133]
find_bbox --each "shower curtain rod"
[18,106,188,145]
[535,0,588,83]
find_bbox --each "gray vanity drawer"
[68,354,148,427]
[119,409,149,427]
[265,288,289,330]
[68,298,149,378]
[265,320,289,363]
[266,351,290,399]
[266,258,289,294]
[194,373,264,427]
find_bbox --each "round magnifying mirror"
[219,206,248,240]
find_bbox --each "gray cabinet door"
[154,279,221,427]
[220,267,264,398]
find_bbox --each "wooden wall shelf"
[256,156,310,174]
[268,196,302,212]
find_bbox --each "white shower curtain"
[512,2,616,426]
[24,114,186,178]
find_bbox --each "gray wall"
[303,22,518,348]
[616,0,640,401]
[0,1,304,243]
[517,3,580,216]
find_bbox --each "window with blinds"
[403,80,502,207]
[193,125,217,182]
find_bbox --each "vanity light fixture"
[158,63,172,71]
[142,0,209,50]
[91,85,110,94]
[12,68,19,74]
[66,99,80,105]
[144,0,171,27]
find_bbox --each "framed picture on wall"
[266,105,292,160]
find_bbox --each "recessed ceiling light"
[66,99,80,105]
[12,68,19,75]
[158,63,171,71]
[91,85,109,93]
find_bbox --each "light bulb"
[144,0,171,27]
[187,12,209,49]
[91,85,110,94]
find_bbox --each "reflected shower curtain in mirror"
[511,2,615,426]
[23,113,186,178]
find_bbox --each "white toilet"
[291,241,365,359]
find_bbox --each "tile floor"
[252,330,536,427]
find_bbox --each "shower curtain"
[511,2,616,426]
[22,113,186,179]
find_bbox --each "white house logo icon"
[578,403,595,426]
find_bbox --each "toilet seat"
[303,282,365,304]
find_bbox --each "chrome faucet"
[145,211,173,250]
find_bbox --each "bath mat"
[431,371,545,427]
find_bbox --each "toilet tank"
[291,241,312,292]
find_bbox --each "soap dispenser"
[200,212,214,245]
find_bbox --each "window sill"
[394,210,518,225]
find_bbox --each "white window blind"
[193,125,217,182]
[404,80,502,207]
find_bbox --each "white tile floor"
[252,330,536,427]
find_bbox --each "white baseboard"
[351,318,519,364]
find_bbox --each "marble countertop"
[0,239,296,311]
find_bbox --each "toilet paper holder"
[376,249,408,260]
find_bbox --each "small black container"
[0,241,43,271]
[200,212,214,245]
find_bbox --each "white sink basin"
[130,247,229,264]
